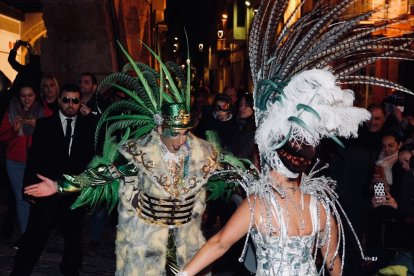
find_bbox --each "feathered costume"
[188,0,414,275]
[54,41,235,275]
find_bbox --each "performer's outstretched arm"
[24,150,131,212]
[24,174,58,197]
[181,197,252,275]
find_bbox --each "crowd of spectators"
[323,98,414,275]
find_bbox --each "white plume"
[256,69,371,151]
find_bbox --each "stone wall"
[40,0,157,87]
[40,0,117,85]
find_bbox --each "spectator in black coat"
[10,84,97,276]
[230,93,258,167]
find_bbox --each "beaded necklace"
[270,177,306,231]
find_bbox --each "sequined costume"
[214,162,369,276]
[114,130,217,275]
[251,195,320,275]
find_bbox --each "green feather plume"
[70,40,194,212]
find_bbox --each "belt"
[136,192,196,226]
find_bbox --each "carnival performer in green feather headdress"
[22,41,224,275]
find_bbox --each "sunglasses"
[61,97,80,104]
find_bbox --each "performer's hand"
[24,174,58,197]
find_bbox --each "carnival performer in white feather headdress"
[178,0,414,275]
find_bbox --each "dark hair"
[382,130,403,144]
[241,93,254,108]
[399,142,414,154]
[368,103,386,115]
[60,84,81,97]
[79,72,97,85]
[18,85,40,103]
[399,142,414,170]
[214,94,231,105]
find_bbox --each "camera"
[21,41,31,48]
[16,40,31,49]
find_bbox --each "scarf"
[376,152,399,186]
[8,97,44,136]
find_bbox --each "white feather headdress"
[255,69,371,152]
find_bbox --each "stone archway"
[21,20,47,60]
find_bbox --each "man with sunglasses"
[10,84,97,276]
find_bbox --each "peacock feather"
[250,0,414,112]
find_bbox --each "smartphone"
[22,115,34,121]
[373,182,386,205]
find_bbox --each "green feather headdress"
[96,40,193,146]
[67,41,194,211]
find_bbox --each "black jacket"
[24,113,97,187]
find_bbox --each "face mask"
[263,150,300,179]
[263,141,316,178]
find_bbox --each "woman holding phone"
[0,85,50,237]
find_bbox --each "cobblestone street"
[0,208,116,276]
[0,204,253,276]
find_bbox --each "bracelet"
[56,181,63,193]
